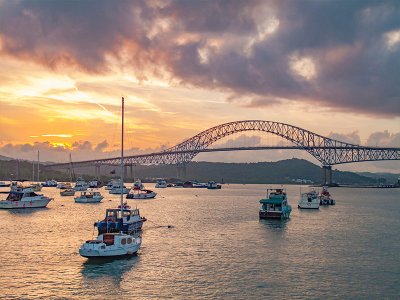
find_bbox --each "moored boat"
[298,189,319,209]
[88,179,103,188]
[0,181,10,187]
[259,188,292,219]
[60,188,75,196]
[109,183,130,194]
[74,177,89,191]
[155,179,167,188]
[0,185,52,209]
[132,179,144,190]
[207,181,221,189]
[42,179,57,187]
[319,186,335,205]
[126,189,157,199]
[94,205,146,234]
[29,183,43,192]
[79,232,141,258]
[74,190,103,203]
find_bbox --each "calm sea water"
[0,184,399,299]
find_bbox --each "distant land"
[0,155,398,185]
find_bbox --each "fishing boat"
[298,190,319,209]
[60,188,75,196]
[0,185,52,209]
[319,186,335,205]
[259,188,292,219]
[79,97,141,258]
[155,179,167,188]
[57,182,72,189]
[74,177,89,191]
[74,190,103,203]
[207,181,222,189]
[94,205,147,234]
[105,180,117,190]
[126,189,157,199]
[192,181,208,188]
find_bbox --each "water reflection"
[7,207,49,215]
[81,254,140,283]
[259,218,289,231]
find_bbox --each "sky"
[0,0,399,173]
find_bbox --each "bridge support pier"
[322,165,332,186]
[94,165,100,180]
[177,163,187,180]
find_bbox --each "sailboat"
[30,151,42,191]
[79,97,141,258]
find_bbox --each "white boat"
[60,188,75,196]
[88,179,103,188]
[319,186,336,205]
[0,185,52,209]
[155,179,167,188]
[57,182,72,189]
[42,179,57,187]
[105,180,116,190]
[74,177,89,191]
[79,232,141,258]
[79,97,141,259]
[207,181,221,189]
[109,183,130,194]
[192,181,208,188]
[298,190,319,209]
[74,190,104,203]
[126,189,157,199]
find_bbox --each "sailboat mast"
[120,97,125,214]
[37,150,40,182]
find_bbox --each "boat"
[88,179,103,188]
[74,177,89,191]
[57,182,72,189]
[0,181,10,187]
[207,181,221,189]
[74,190,103,203]
[79,97,141,258]
[259,188,292,219]
[192,181,208,188]
[79,232,142,258]
[29,183,42,192]
[132,179,144,190]
[94,205,147,234]
[155,179,167,188]
[298,190,319,209]
[319,186,336,205]
[109,182,130,194]
[60,188,75,196]
[126,189,157,199]
[0,185,52,209]
[42,179,58,187]
[105,180,116,190]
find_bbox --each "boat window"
[127,238,132,244]
[121,238,126,245]
[101,245,105,249]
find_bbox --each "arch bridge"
[46,120,400,184]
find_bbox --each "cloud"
[328,131,361,145]
[0,0,399,116]
[366,130,400,147]
[95,140,108,152]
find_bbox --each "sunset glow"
[0,0,399,173]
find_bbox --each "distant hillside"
[0,157,392,185]
[0,154,13,161]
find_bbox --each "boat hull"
[74,197,103,203]
[298,202,319,209]
[259,210,291,219]
[126,192,156,199]
[0,198,51,209]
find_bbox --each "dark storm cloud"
[0,0,399,116]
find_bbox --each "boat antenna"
[120,97,125,217]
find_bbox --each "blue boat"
[94,204,146,234]
[259,188,292,219]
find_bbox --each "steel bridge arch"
[146,120,396,166]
